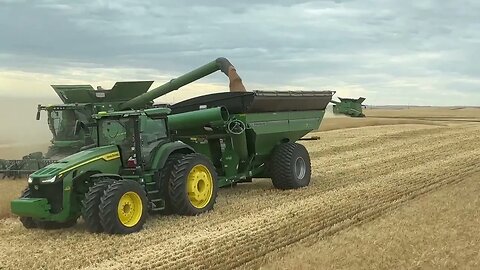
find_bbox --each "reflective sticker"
[102,152,120,161]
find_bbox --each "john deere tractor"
[11,58,334,234]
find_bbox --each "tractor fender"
[151,141,194,170]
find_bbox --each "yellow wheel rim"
[187,164,214,209]
[117,191,143,227]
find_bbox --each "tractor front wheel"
[35,219,78,230]
[19,188,37,229]
[99,180,148,234]
[18,187,77,229]
[270,142,311,190]
[82,178,115,232]
[168,153,218,215]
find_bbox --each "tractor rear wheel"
[99,180,148,234]
[270,142,311,190]
[168,153,218,215]
[82,178,115,232]
[19,188,37,229]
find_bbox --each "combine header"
[331,97,366,117]
[11,57,333,234]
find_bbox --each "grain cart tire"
[99,180,148,234]
[168,153,218,216]
[18,188,37,229]
[82,178,115,232]
[270,142,311,190]
[157,153,183,215]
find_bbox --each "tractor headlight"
[41,175,57,183]
[28,176,33,183]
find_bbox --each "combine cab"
[331,97,366,117]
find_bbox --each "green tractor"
[11,59,334,234]
[331,97,366,117]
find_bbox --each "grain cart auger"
[1,58,244,179]
[11,62,332,235]
[331,97,366,117]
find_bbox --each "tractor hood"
[29,145,120,182]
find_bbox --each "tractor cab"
[94,107,171,170]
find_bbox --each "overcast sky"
[0,0,479,105]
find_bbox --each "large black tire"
[158,154,183,215]
[270,142,311,190]
[168,153,218,216]
[19,188,37,229]
[99,180,148,234]
[82,178,115,232]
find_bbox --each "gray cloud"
[0,0,479,105]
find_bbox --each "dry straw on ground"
[0,180,26,219]
[0,108,479,269]
[258,172,480,270]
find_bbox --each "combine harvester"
[331,97,366,117]
[0,81,155,179]
[11,58,334,234]
[0,58,244,179]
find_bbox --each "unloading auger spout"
[119,57,246,110]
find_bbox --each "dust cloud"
[324,104,347,118]
[0,97,58,158]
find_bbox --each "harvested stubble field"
[0,107,479,269]
[0,180,25,219]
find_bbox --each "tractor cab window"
[98,118,135,164]
[48,110,78,140]
[140,117,168,167]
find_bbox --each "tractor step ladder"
[145,181,164,211]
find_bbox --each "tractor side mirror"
[36,111,41,120]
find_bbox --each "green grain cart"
[11,59,333,234]
[331,97,366,117]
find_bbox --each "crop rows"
[0,123,478,269]
[91,139,480,269]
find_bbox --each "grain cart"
[331,97,366,117]
[11,61,333,235]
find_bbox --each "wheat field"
[0,108,479,269]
